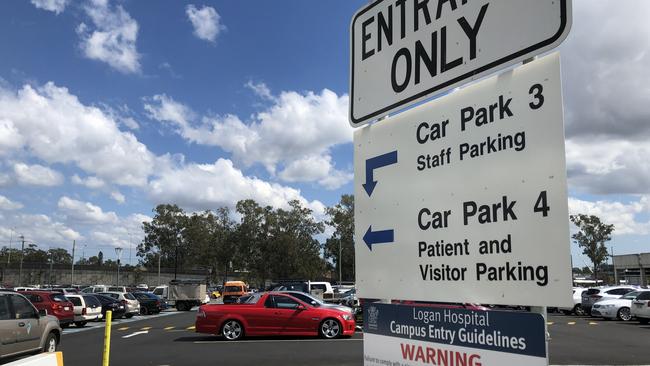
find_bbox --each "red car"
[196,292,356,340]
[20,290,75,327]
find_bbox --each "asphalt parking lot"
[52,310,650,366]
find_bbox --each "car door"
[271,295,314,334]
[10,294,41,353]
[0,294,20,357]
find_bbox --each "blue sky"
[0,0,649,268]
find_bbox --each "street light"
[18,235,25,286]
[115,247,123,286]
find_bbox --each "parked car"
[195,292,356,340]
[90,294,126,319]
[631,291,650,324]
[98,292,140,318]
[581,286,637,315]
[559,287,587,315]
[65,294,103,327]
[591,290,650,321]
[222,281,249,304]
[0,290,62,360]
[132,292,164,315]
[19,290,74,328]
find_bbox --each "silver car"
[0,291,62,360]
[99,292,140,317]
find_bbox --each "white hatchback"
[65,294,103,327]
[631,291,650,324]
[591,290,650,321]
[99,292,140,317]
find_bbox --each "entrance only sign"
[354,53,573,307]
[350,0,572,126]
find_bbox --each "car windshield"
[124,293,136,300]
[621,291,640,299]
[51,294,68,302]
[243,293,263,304]
[225,286,243,292]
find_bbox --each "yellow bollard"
[102,310,112,366]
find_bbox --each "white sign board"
[354,53,572,307]
[350,0,572,126]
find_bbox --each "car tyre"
[126,313,133,319]
[221,320,244,341]
[573,304,585,316]
[140,307,149,315]
[75,321,87,327]
[617,307,632,321]
[43,332,58,353]
[319,318,342,339]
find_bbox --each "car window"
[133,293,146,300]
[585,289,600,295]
[0,296,11,320]
[311,284,327,292]
[264,295,275,308]
[83,295,101,307]
[23,294,42,303]
[68,297,82,306]
[124,293,136,300]
[108,287,123,292]
[153,288,164,296]
[93,288,103,293]
[638,292,650,301]
[288,292,320,306]
[11,295,37,319]
[273,295,300,310]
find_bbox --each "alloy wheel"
[321,319,340,339]
[222,320,243,340]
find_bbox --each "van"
[222,281,248,304]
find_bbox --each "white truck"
[152,279,208,311]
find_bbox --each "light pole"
[115,247,123,286]
[6,227,15,265]
[338,239,342,285]
[157,249,161,286]
[18,235,25,286]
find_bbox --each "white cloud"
[110,191,125,203]
[569,196,650,236]
[71,174,106,189]
[245,81,274,101]
[186,4,225,43]
[566,138,650,194]
[0,82,156,187]
[57,196,119,224]
[148,158,325,216]
[13,163,63,186]
[0,212,82,247]
[31,0,67,14]
[143,89,353,188]
[77,0,141,73]
[0,195,23,210]
[279,155,352,190]
[0,119,24,154]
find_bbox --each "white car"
[99,292,140,318]
[560,287,587,315]
[581,286,637,315]
[591,290,650,321]
[65,294,103,327]
[631,291,650,324]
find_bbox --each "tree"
[323,195,355,282]
[47,248,72,264]
[138,204,188,273]
[570,214,614,283]
[0,247,22,265]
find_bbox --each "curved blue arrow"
[363,150,398,197]
[363,226,394,251]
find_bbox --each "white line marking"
[122,330,149,338]
[193,338,363,344]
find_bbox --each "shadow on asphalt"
[174,335,338,342]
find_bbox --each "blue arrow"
[363,150,398,196]
[363,226,394,251]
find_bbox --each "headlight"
[341,314,353,321]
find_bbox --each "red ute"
[196,292,356,340]
[20,290,75,327]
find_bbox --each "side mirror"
[296,305,306,311]
[38,309,47,317]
